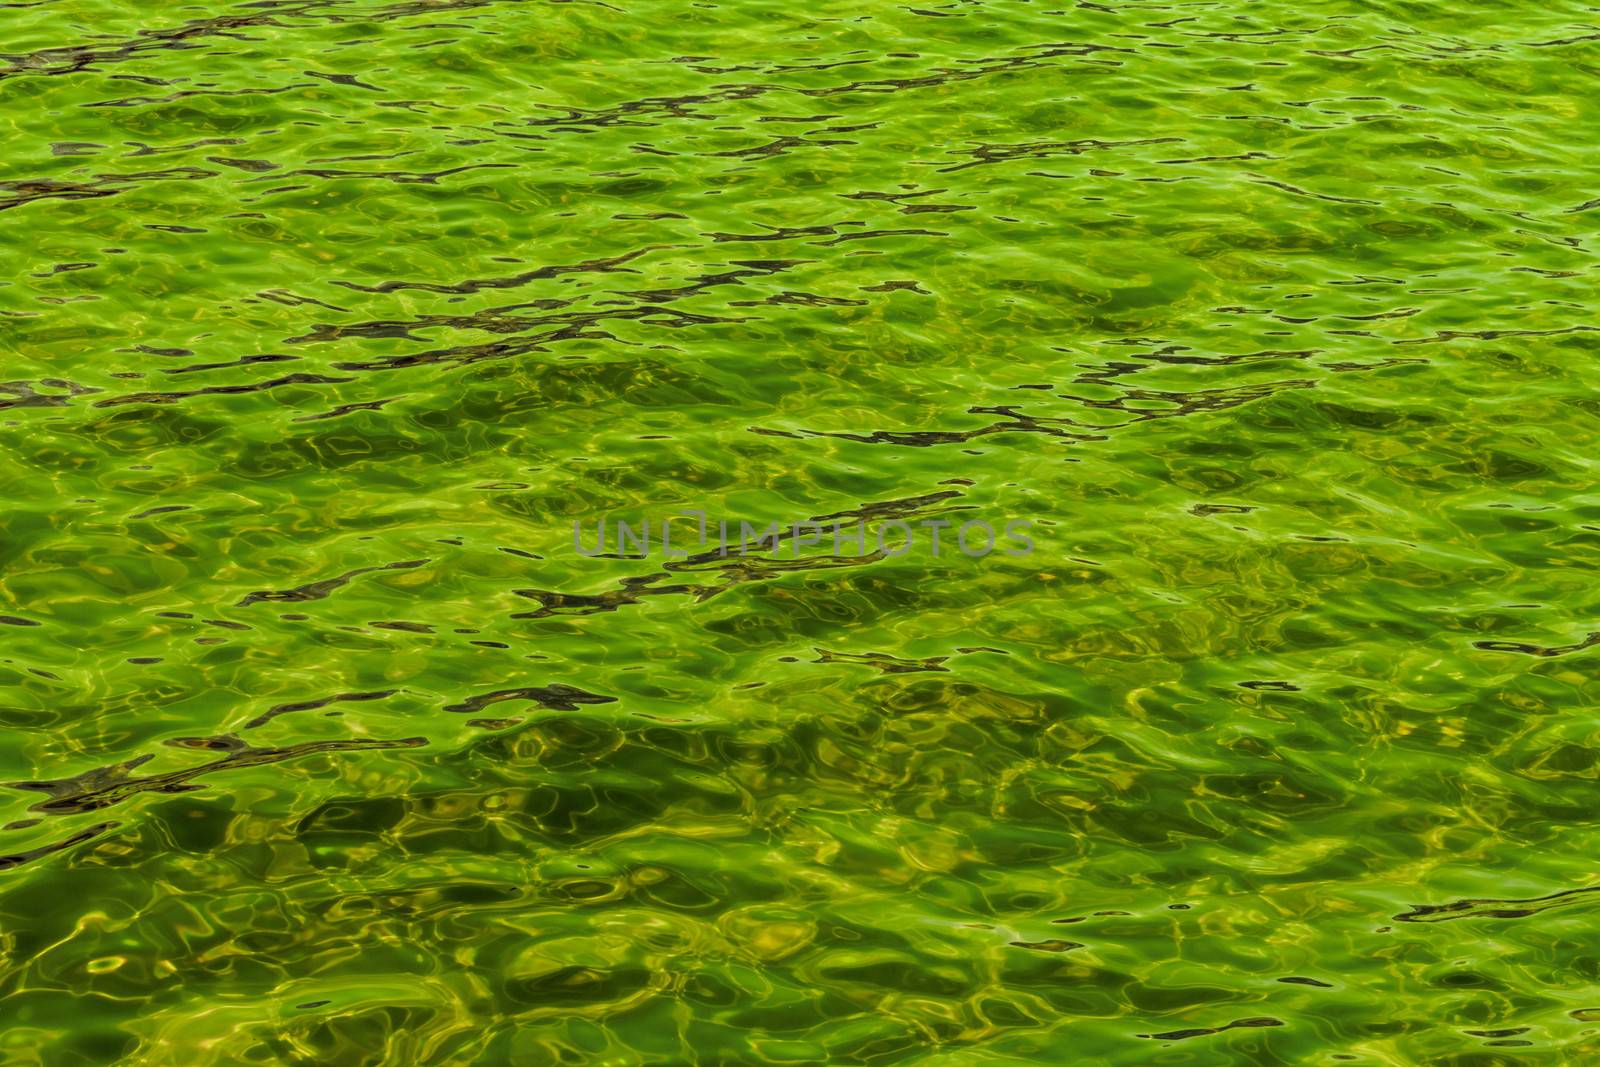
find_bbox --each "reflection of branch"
[0,821,119,872]
[443,685,617,715]
[1473,631,1600,658]
[1396,883,1600,923]
[236,558,429,606]
[6,736,427,817]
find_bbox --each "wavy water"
[2,0,1598,1063]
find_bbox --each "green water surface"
[2,0,1599,1063]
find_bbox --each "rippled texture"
[2,0,1599,1062]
